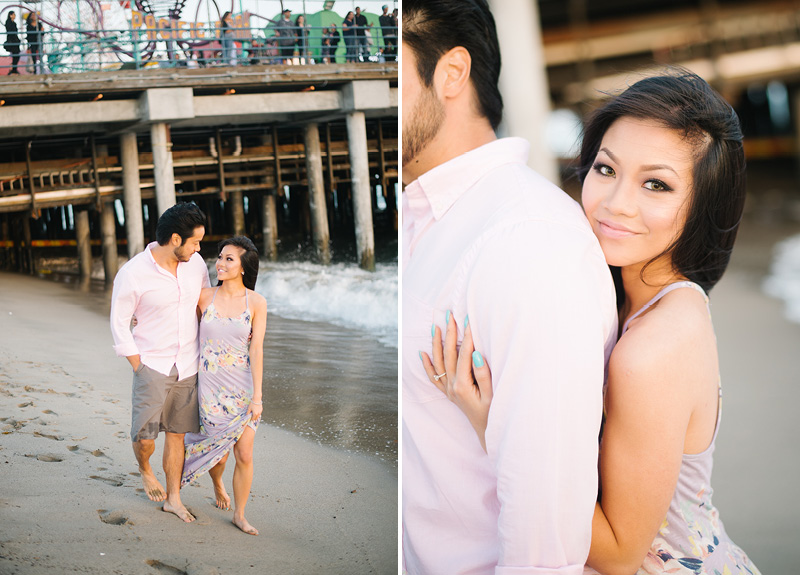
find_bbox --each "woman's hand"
[246,399,263,423]
[420,312,493,452]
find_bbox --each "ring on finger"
[433,372,447,381]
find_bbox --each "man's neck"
[150,244,179,276]
[403,120,497,185]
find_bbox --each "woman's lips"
[597,219,638,238]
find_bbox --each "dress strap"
[621,281,708,335]
[245,288,250,311]
[211,286,220,304]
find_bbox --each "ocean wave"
[208,259,398,348]
[763,233,800,324]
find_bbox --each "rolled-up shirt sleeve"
[466,221,609,575]
[110,269,140,358]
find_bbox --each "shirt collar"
[408,137,531,222]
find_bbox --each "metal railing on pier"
[0,23,398,75]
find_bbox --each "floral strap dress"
[182,288,258,486]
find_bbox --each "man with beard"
[401,1,617,573]
[110,202,210,523]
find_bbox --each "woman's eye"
[593,163,615,177]
[644,179,671,192]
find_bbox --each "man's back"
[402,138,617,574]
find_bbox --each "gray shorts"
[131,364,200,442]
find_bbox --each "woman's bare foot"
[162,499,196,523]
[232,515,258,535]
[213,480,231,510]
[140,468,166,502]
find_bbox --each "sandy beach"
[0,271,397,575]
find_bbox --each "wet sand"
[0,272,397,574]
[706,217,800,573]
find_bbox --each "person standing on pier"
[322,23,340,64]
[401,0,617,573]
[354,6,371,62]
[342,11,357,63]
[220,11,236,67]
[110,203,210,523]
[25,12,43,75]
[378,5,396,61]
[4,11,21,75]
[274,8,295,65]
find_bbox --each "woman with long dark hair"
[182,236,268,536]
[423,72,761,575]
[4,11,20,75]
[219,11,235,66]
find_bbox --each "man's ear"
[170,233,182,247]
[439,46,472,100]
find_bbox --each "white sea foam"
[763,233,800,324]
[209,260,398,348]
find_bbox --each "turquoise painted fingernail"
[472,350,484,368]
[419,351,423,362]
[464,314,470,329]
[445,310,451,325]
[431,323,435,338]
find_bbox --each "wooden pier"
[0,63,398,278]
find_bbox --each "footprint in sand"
[145,559,188,575]
[2,419,27,431]
[91,449,111,459]
[42,410,57,415]
[67,445,80,452]
[97,509,132,526]
[34,431,63,441]
[17,401,33,408]
[89,475,125,487]
[25,453,64,462]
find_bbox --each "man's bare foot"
[232,516,258,536]
[162,500,196,523]
[212,480,231,510]
[140,468,166,502]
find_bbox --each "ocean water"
[254,260,398,349]
[763,233,800,323]
[206,258,399,465]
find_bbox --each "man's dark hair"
[217,236,260,291]
[155,202,206,246]
[403,0,503,130]
[577,70,746,295]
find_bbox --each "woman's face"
[216,245,245,282]
[346,12,353,20]
[581,117,696,273]
[10,12,15,20]
[297,16,304,25]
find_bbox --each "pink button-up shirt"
[110,242,210,379]
[402,138,618,575]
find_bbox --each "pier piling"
[346,111,375,272]
[75,208,92,281]
[120,132,144,257]
[151,122,176,216]
[100,201,118,284]
[304,123,331,265]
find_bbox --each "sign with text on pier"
[129,11,252,41]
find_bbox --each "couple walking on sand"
[110,203,267,535]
